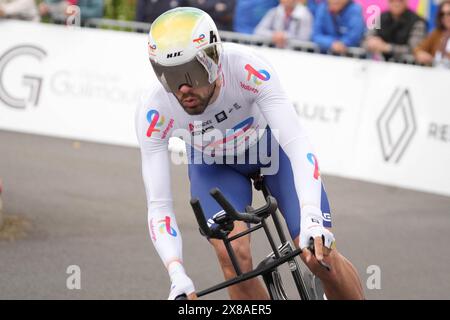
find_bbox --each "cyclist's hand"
[168,272,197,300]
[299,207,335,262]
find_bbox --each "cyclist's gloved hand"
[299,205,335,260]
[167,263,196,300]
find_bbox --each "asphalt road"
[0,129,449,299]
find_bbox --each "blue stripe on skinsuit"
[321,184,332,229]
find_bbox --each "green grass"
[104,0,136,21]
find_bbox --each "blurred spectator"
[188,0,235,31]
[233,0,278,34]
[39,0,68,23]
[435,31,450,68]
[77,0,103,21]
[135,0,189,23]
[364,0,426,61]
[304,0,324,17]
[0,0,39,21]
[312,0,365,54]
[40,0,103,24]
[414,0,450,67]
[254,0,313,47]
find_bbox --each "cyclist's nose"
[178,84,193,94]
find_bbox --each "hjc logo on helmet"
[209,30,217,44]
[167,51,183,59]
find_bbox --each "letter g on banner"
[0,44,47,109]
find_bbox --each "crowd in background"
[1,0,449,68]
[0,0,103,23]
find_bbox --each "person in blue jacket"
[306,0,324,18]
[312,0,365,54]
[233,0,278,34]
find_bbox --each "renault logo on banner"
[0,44,47,109]
[376,88,417,163]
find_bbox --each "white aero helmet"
[148,7,222,93]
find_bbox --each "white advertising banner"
[1,21,449,196]
[260,48,450,196]
[258,48,369,177]
[353,63,450,195]
[0,20,152,146]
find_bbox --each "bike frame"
[192,177,311,300]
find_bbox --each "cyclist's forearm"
[148,209,185,275]
[262,117,323,217]
[139,141,184,276]
[282,134,323,212]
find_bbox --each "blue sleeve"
[80,0,104,20]
[311,4,335,51]
[339,5,366,47]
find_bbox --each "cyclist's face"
[174,81,218,115]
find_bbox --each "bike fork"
[262,269,288,300]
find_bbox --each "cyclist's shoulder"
[223,42,264,62]
[222,43,278,96]
[222,43,275,79]
[135,86,177,143]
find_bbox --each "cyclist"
[136,7,365,300]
